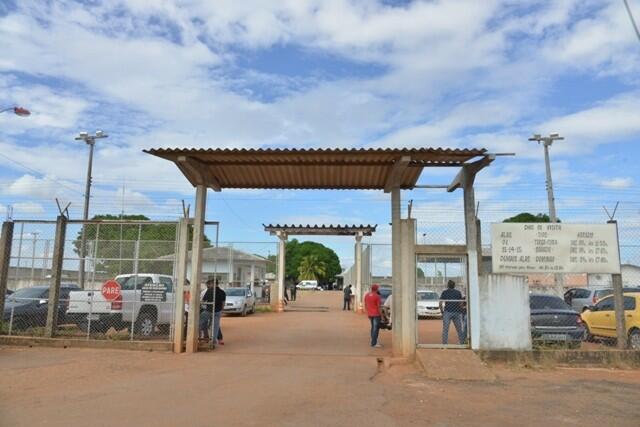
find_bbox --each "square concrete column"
[0,221,14,325]
[44,215,67,338]
[462,172,481,350]
[173,218,190,353]
[400,218,416,358]
[186,185,207,353]
[250,264,255,294]
[272,231,286,312]
[354,232,363,313]
[390,187,403,356]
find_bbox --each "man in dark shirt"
[343,285,353,310]
[212,280,226,346]
[439,280,465,344]
[199,280,215,340]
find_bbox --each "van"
[296,280,319,290]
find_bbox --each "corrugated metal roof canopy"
[143,147,488,191]
[264,224,377,236]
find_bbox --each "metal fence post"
[45,215,67,338]
[0,221,15,330]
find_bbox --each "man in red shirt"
[364,284,383,348]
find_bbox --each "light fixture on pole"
[75,130,108,289]
[528,133,564,223]
[0,106,31,116]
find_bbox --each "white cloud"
[601,177,634,189]
[12,201,46,215]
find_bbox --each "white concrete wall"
[478,274,532,351]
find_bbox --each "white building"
[160,246,269,286]
[587,264,640,287]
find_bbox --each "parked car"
[580,292,640,349]
[223,287,256,316]
[564,287,640,312]
[530,294,586,348]
[417,290,441,318]
[380,288,392,329]
[297,280,318,290]
[3,284,79,330]
[66,274,175,336]
[5,289,13,296]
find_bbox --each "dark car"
[3,284,79,331]
[530,294,586,348]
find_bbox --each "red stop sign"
[101,280,121,301]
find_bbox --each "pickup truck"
[66,274,176,337]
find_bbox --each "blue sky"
[1,1,640,268]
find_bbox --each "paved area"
[2,291,640,427]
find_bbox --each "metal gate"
[416,254,469,348]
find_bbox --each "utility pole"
[529,133,564,297]
[75,130,108,289]
[528,133,564,223]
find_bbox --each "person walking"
[440,280,465,344]
[364,284,383,348]
[343,284,353,310]
[290,281,297,301]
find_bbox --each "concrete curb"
[477,350,640,368]
[0,335,172,352]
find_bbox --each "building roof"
[264,224,377,236]
[143,147,488,191]
[157,246,268,263]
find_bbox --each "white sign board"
[491,223,620,274]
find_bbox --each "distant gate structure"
[263,223,377,312]
[144,147,500,355]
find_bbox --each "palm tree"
[298,255,327,281]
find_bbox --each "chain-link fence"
[0,216,279,346]
[477,218,640,350]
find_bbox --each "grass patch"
[254,305,272,313]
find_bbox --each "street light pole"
[75,130,108,289]
[528,133,564,223]
[529,132,564,297]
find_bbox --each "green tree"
[503,212,559,223]
[298,254,327,281]
[74,214,210,277]
[285,239,341,285]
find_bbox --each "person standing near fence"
[440,280,465,344]
[212,279,226,347]
[199,280,215,341]
[343,284,353,310]
[364,284,383,348]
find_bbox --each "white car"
[296,280,318,290]
[223,287,256,316]
[417,290,441,318]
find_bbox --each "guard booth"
[143,147,500,356]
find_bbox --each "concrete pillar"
[0,221,14,325]
[391,187,403,356]
[250,263,255,294]
[272,231,286,312]
[462,170,481,350]
[186,185,207,353]
[354,232,363,313]
[173,218,190,353]
[400,218,417,357]
[45,215,67,338]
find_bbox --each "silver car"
[564,287,640,312]
[223,287,256,316]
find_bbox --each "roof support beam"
[176,156,222,192]
[384,156,412,193]
[447,155,495,193]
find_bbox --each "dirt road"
[1,291,639,426]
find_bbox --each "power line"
[624,0,640,42]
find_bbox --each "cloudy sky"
[1,1,639,268]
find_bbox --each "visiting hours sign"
[491,223,621,274]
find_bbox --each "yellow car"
[580,292,640,349]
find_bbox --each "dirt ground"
[2,291,640,427]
